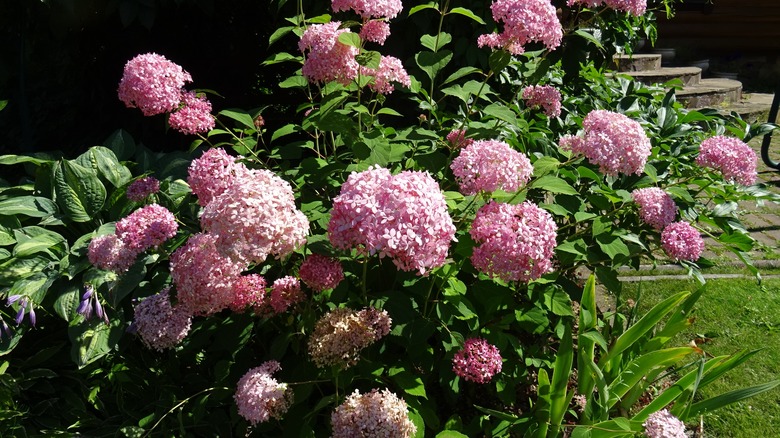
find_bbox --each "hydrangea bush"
[1,0,779,436]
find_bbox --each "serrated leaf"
[355,50,381,69]
[337,31,361,47]
[279,75,308,89]
[420,33,452,51]
[415,50,453,82]
[442,67,482,86]
[219,109,255,129]
[271,124,300,142]
[530,175,578,195]
[448,7,486,24]
[408,3,437,15]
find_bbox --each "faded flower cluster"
[308,307,391,369]
[234,361,293,425]
[132,288,192,351]
[331,389,417,438]
[642,409,686,438]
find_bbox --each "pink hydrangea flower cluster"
[642,409,686,438]
[695,136,757,186]
[661,221,703,262]
[299,254,345,292]
[450,139,533,195]
[200,167,309,265]
[126,176,160,202]
[470,201,558,283]
[187,148,243,207]
[362,55,411,95]
[331,388,417,438]
[331,0,403,19]
[452,337,503,383]
[559,109,651,176]
[234,361,293,425]
[118,53,192,116]
[308,307,392,369]
[169,233,244,316]
[477,0,563,55]
[446,129,474,149]
[88,234,137,273]
[329,166,456,274]
[115,204,178,254]
[632,187,677,230]
[522,85,562,118]
[168,90,215,135]
[269,276,305,314]
[132,288,192,351]
[229,274,267,313]
[567,0,647,16]
[299,22,360,85]
[359,20,391,45]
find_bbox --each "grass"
[619,277,780,437]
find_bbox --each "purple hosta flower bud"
[6,294,22,306]
[0,318,12,339]
[77,286,94,319]
[28,305,36,327]
[14,298,27,325]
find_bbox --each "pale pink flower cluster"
[169,233,244,316]
[200,167,309,265]
[632,187,677,230]
[567,0,647,16]
[168,90,215,135]
[360,20,391,45]
[363,56,411,95]
[695,136,757,186]
[132,288,192,351]
[470,201,558,282]
[642,409,686,438]
[118,53,192,116]
[559,110,651,176]
[299,22,360,85]
[446,129,474,149]
[187,148,242,207]
[661,221,703,262]
[234,361,293,425]
[229,274,267,313]
[452,337,503,384]
[331,389,416,438]
[115,204,178,254]
[328,166,456,274]
[299,254,345,292]
[450,139,533,195]
[331,0,403,19]
[126,176,160,202]
[477,0,563,55]
[522,85,562,118]
[88,234,137,273]
[269,276,305,314]
[308,307,391,369]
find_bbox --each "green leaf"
[390,369,427,399]
[415,50,453,82]
[488,50,511,73]
[54,160,106,222]
[441,67,482,86]
[549,324,573,437]
[686,380,780,419]
[420,33,452,52]
[76,146,132,188]
[377,107,402,117]
[355,51,381,69]
[337,31,361,48]
[0,155,53,166]
[482,102,517,125]
[408,3,437,16]
[578,275,598,395]
[219,109,256,129]
[13,228,66,258]
[543,286,574,316]
[596,235,630,259]
[530,175,578,195]
[436,431,469,438]
[448,7,486,24]
[279,75,308,89]
[104,129,136,161]
[0,196,57,218]
[0,100,6,111]
[532,156,560,177]
[574,29,604,49]
[7,272,55,304]
[262,51,301,65]
[53,282,81,322]
[69,313,125,368]
[271,124,300,142]
[268,26,295,47]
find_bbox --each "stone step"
[696,92,776,124]
[612,54,662,72]
[676,78,742,108]
[620,66,702,86]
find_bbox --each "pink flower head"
[170,233,244,316]
[126,176,160,202]
[229,274,267,313]
[88,234,136,273]
[115,204,178,254]
[299,254,345,292]
[200,168,309,265]
[363,55,411,95]
[360,20,391,45]
[478,0,563,55]
[642,409,686,438]
[299,22,360,85]
[560,110,651,176]
[695,136,757,186]
[187,148,246,207]
[234,361,293,425]
[132,288,192,351]
[567,0,647,16]
[450,139,533,195]
[470,201,558,283]
[522,85,562,118]
[452,337,503,383]
[118,53,192,116]
[331,388,417,438]
[269,276,305,314]
[661,221,703,262]
[168,90,215,135]
[632,187,677,230]
[308,307,392,369]
[328,166,456,275]
[446,129,474,149]
[331,0,403,19]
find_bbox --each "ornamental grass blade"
[578,275,598,396]
[685,380,780,419]
[548,324,573,437]
[643,286,704,353]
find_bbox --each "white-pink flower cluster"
[299,22,360,85]
[308,307,391,369]
[115,204,178,254]
[126,176,160,202]
[132,288,192,351]
[229,274,267,313]
[187,148,242,207]
[632,187,677,230]
[642,409,686,438]
[331,389,417,438]
[362,55,411,95]
[168,90,215,135]
[696,135,757,186]
[559,109,651,176]
[661,221,703,262]
[470,201,558,283]
[299,254,345,292]
[567,0,647,16]
[478,0,563,55]
[118,53,192,116]
[522,85,562,118]
[331,0,403,19]
[269,276,305,314]
[450,139,533,195]
[359,20,391,45]
[234,361,293,425]
[87,234,137,273]
[328,166,456,274]
[452,337,503,384]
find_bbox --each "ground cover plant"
[1,0,780,436]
